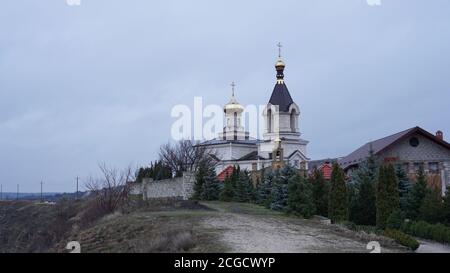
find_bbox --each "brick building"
[339,127,450,195]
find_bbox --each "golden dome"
[224,99,244,112]
[275,58,285,68]
[224,82,244,112]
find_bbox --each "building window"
[300,162,306,170]
[413,162,424,172]
[269,153,273,159]
[409,137,420,147]
[403,163,410,173]
[429,162,439,174]
[267,109,272,133]
[290,109,296,133]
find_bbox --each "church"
[197,51,310,178]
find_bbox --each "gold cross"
[277,42,283,58]
[231,82,236,96]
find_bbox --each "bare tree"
[85,163,134,214]
[159,140,218,177]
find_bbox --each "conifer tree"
[192,162,208,200]
[443,187,450,226]
[230,166,240,189]
[219,174,235,202]
[270,166,296,211]
[376,164,400,229]
[347,181,359,223]
[328,163,348,223]
[200,168,222,201]
[234,170,255,203]
[354,176,377,226]
[136,167,145,183]
[348,149,378,225]
[367,148,379,180]
[406,167,428,220]
[270,173,287,211]
[311,169,329,217]
[419,186,444,224]
[256,169,274,207]
[395,164,411,210]
[288,174,316,218]
[386,208,405,230]
[350,160,377,225]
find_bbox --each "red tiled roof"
[319,164,333,180]
[217,166,235,182]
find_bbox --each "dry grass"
[129,229,195,253]
[0,200,83,253]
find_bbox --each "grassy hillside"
[0,200,83,252]
[0,199,410,253]
[0,199,225,253]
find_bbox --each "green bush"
[383,229,420,251]
[402,221,450,244]
[386,209,405,230]
[342,221,381,235]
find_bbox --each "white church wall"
[288,154,303,169]
[278,113,292,133]
[208,144,257,161]
[209,145,231,161]
[231,145,257,160]
[258,142,274,159]
[235,162,253,171]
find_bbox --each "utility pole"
[0,184,2,201]
[76,176,79,200]
[40,181,43,203]
[16,184,19,201]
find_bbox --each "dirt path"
[416,239,450,253]
[200,202,406,253]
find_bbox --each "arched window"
[233,112,238,128]
[267,109,272,133]
[290,109,296,132]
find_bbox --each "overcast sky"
[1,0,449,192]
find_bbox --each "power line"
[76,176,79,200]
[40,181,43,203]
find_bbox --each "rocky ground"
[416,239,450,253]
[199,202,407,253]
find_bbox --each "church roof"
[309,158,339,170]
[237,151,266,161]
[268,55,294,112]
[268,83,294,112]
[196,138,259,147]
[217,166,235,182]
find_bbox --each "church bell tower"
[259,43,309,166]
[219,82,249,141]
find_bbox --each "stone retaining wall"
[130,172,195,200]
